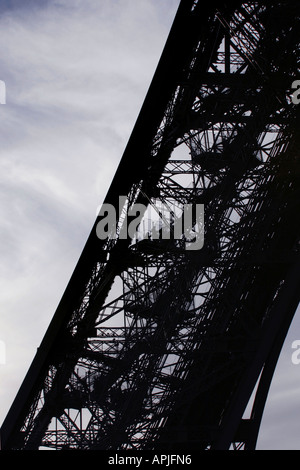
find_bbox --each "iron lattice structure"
[1,0,300,451]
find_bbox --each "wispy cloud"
[256,314,300,449]
[0,0,180,425]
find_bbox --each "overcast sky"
[0,0,299,451]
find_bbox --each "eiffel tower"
[1,0,300,451]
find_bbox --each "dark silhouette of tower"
[1,0,299,450]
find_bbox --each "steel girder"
[1,0,300,450]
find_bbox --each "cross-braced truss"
[1,0,300,450]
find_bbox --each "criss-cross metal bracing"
[1,0,300,450]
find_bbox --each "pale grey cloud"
[257,310,300,449]
[0,0,180,428]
